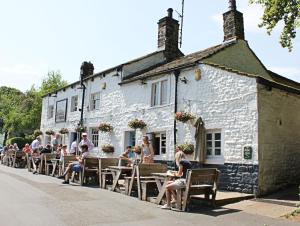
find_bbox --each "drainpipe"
[79,82,86,126]
[174,70,180,146]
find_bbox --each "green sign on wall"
[244,146,253,160]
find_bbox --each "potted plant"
[128,119,147,129]
[59,128,69,134]
[98,123,113,133]
[33,129,43,137]
[45,129,55,136]
[175,111,195,123]
[177,143,195,155]
[101,144,114,153]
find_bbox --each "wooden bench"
[43,153,57,175]
[128,163,168,200]
[12,151,26,168]
[61,155,77,176]
[178,168,219,211]
[99,158,119,189]
[81,157,99,186]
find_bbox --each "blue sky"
[0,0,299,92]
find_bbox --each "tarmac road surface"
[0,165,298,226]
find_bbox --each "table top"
[108,166,132,171]
[151,172,180,178]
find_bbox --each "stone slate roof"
[120,41,236,84]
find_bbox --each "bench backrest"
[186,168,219,188]
[99,158,119,170]
[43,153,56,161]
[137,163,168,177]
[84,157,99,169]
[62,155,77,166]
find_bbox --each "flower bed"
[175,111,195,123]
[101,144,114,153]
[177,143,195,155]
[128,119,147,129]
[98,123,113,133]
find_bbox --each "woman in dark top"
[161,147,191,210]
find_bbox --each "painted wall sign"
[243,146,253,160]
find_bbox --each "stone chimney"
[80,61,94,80]
[223,0,245,42]
[157,8,180,61]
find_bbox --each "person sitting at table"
[59,144,89,184]
[133,145,143,165]
[119,146,133,166]
[22,143,32,154]
[60,144,68,161]
[160,150,191,210]
[141,136,154,163]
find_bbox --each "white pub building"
[41,2,300,195]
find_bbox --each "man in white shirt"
[69,138,77,155]
[78,133,94,152]
[31,137,41,151]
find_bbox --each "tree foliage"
[249,0,300,51]
[0,71,68,145]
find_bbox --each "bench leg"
[176,189,182,210]
[141,183,147,201]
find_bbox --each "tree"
[0,71,68,146]
[249,0,300,51]
[40,71,68,96]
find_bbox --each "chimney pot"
[229,0,237,10]
[167,8,173,18]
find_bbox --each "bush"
[6,137,27,149]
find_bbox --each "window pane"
[207,141,212,148]
[215,133,221,140]
[206,134,212,140]
[91,129,99,147]
[215,149,221,156]
[206,148,212,155]
[215,141,221,148]
[160,80,168,105]
[151,83,158,106]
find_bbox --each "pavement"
[0,165,299,226]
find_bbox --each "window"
[151,80,168,106]
[124,131,136,149]
[71,95,78,112]
[91,92,100,110]
[90,128,99,147]
[47,105,54,119]
[148,132,166,155]
[206,131,222,157]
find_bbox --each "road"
[0,165,298,226]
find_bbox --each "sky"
[0,0,299,92]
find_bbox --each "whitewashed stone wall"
[177,64,258,164]
[40,64,258,164]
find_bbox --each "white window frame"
[151,79,168,107]
[90,92,100,110]
[205,130,224,164]
[90,128,99,148]
[47,105,54,119]
[70,95,78,112]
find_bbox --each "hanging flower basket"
[101,144,114,153]
[45,129,55,136]
[33,129,43,137]
[75,125,86,133]
[177,143,195,155]
[175,111,195,123]
[98,123,113,133]
[59,128,69,134]
[128,119,147,129]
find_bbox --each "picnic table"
[108,166,133,192]
[151,172,180,205]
